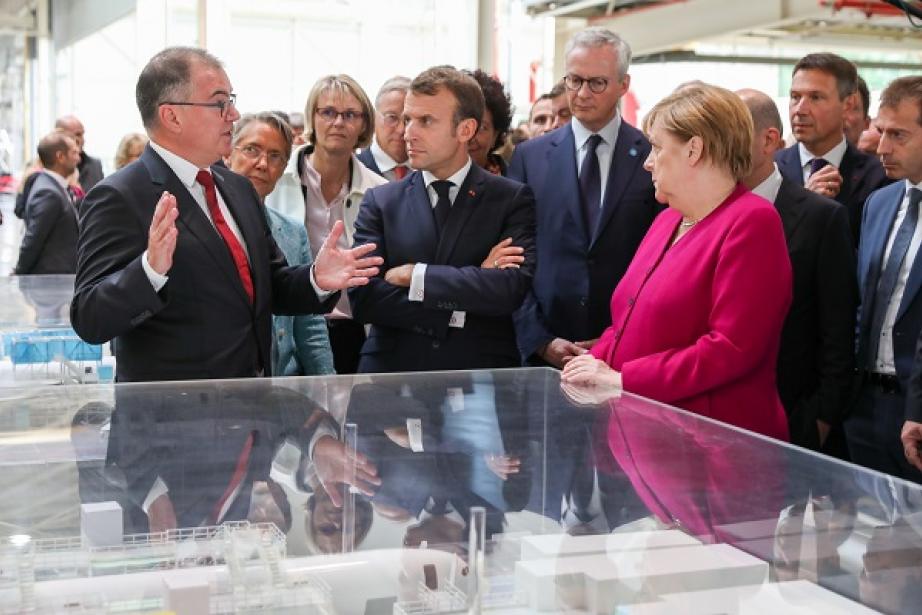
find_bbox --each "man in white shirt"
[775,52,889,243]
[357,76,412,181]
[15,131,81,274]
[738,88,857,456]
[851,76,922,482]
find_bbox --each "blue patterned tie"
[867,188,922,368]
[579,134,603,235]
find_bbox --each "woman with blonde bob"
[267,74,386,374]
[563,83,792,440]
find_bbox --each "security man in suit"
[738,88,857,456]
[349,65,536,373]
[508,27,659,368]
[14,131,81,275]
[70,47,381,382]
[775,53,890,243]
[851,77,922,482]
[55,114,105,193]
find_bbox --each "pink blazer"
[591,185,792,440]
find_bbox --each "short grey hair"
[375,76,411,107]
[232,112,294,161]
[564,27,632,80]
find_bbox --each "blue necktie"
[867,188,922,368]
[579,134,603,235]
[431,180,453,238]
[809,157,829,176]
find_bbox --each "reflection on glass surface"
[0,275,75,329]
[0,368,920,612]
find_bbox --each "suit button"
[432,340,441,349]
[627,298,635,306]
[587,258,595,266]
[579,297,588,307]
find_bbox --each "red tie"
[209,431,255,525]
[196,170,254,304]
[394,165,408,180]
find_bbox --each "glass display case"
[0,275,111,386]
[0,367,918,614]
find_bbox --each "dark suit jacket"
[356,147,383,178]
[78,152,104,193]
[772,178,858,448]
[70,145,335,382]
[349,163,535,372]
[507,121,660,362]
[775,141,890,244]
[14,171,78,274]
[857,182,922,393]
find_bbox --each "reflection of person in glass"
[104,382,378,534]
[563,83,792,440]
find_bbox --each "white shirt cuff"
[409,263,427,301]
[142,250,168,292]
[309,264,335,299]
[308,426,340,460]
[407,418,424,452]
[449,311,466,328]
[142,476,169,514]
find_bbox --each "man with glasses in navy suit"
[508,27,659,368]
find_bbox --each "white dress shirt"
[798,137,848,184]
[571,112,621,206]
[408,157,473,329]
[44,169,71,192]
[875,179,922,374]
[751,163,784,204]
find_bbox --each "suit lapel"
[837,143,864,208]
[407,172,439,262]
[142,148,252,308]
[776,146,805,187]
[592,122,644,247]
[434,164,485,264]
[542,126,589,242]
[863,186,904,324]
[773,179,807,244]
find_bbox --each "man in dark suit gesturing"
[349,66,535,373]
[14,131,81,275]
[508,27,659,367]
[71,47,381,382]
[738,89,858,455]
[775,53,889,242]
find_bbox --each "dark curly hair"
[465,69,513,151]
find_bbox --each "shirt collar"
[571,111,621,152]
[43,169,70,191]
[798,137,847,170]
[751,163,784,204]
[149,140,206,189]
[422,156,472,192]
[370,138,402,173]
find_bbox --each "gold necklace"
[679,218,697,229]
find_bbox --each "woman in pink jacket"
[562,83,792,441]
